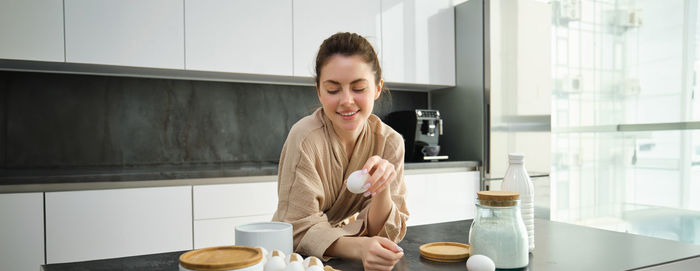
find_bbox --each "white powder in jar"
[469,215,528,268]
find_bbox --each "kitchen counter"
[41,219,700,271]
[0,161,478,193]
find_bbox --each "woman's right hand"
[360,236,404,271]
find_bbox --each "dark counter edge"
[1,161,479,193]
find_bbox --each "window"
[551,0,700,245]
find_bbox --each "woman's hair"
[314,32,383,87]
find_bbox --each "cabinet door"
[193,182,278,220]
[404,174,430,226]
[193,182,278,249]
[432,171,479,222]
[293,0,381,77]
[405,171,479,226]
[194,215,272,249]
[0,0,64,62]
[185,0,293,76]
[381,0,455,86]
[45,186,192,264]
[64,0,184,69]
[0,193,44,271]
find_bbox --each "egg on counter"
[264,250,286,271]
[466,254,495,271]
[307,265,325,271]
[257,247,269,266]
[303,256,322,269]
[271,250,286,260]
[286,253,305,264]
[284,255,304,271]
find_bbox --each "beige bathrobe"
[272,108,409,259]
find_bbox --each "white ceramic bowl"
[235,222,293,255]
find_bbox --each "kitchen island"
[41,218,700,271]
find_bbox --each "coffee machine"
[385,109,448,162]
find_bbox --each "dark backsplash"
[0,71,427,173]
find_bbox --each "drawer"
[193,182,278,220]
[194,215,273,249]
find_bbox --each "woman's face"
[317,54,382,136]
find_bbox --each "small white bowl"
[235,222,293,256]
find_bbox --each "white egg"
[264,256,286,271]
[283,261,304,271]
[257,247,269,266]
[303,256,322,269]
[286,253,302,264]
[466,254,495,271]
[346,170,369,194]
[307,265,325,271]
[270,250,286,260]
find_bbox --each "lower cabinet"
[0,193,44,271]
[193,181,278,249]
[405,171,480,226]
[45,186,192,264]
[194,214,273,249]
[15,169,475,265]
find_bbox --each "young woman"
[272,32,409,271]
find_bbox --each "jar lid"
[419,242,470,262]
[179,246,262,271]
[477,191,520,206]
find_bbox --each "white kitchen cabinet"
[405,170,479,226]
[381,0,455,86]
[0,0,64,62]
[193,181,278,220]
[293,0,382,77]
[192,181,278,249]
[194,215,272,249]
[0,193,44,271]
[45,186,192,264]
[64,0,184,69]
[185,0,293,76]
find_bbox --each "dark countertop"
[0,162,281,185]
[42,219,700,271]
[1,161,479,193]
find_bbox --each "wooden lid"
[477,191,520,206]
[419,242,470,262]
[179,246,262,271]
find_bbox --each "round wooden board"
[179,246,262,270]
[419,242,470,262]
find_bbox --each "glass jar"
[468,191,528,269]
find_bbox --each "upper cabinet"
[382,0,455,86]
[0,0,64,62]
[185,0,293,76]
[1,1,455,89]
[64,0,184,69]
[293,0,382,78]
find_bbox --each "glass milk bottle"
[501,153,535,252]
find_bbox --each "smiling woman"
[272,32,409,271]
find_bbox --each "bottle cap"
[508,153,524,163]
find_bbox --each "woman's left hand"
[361,155,396,197]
